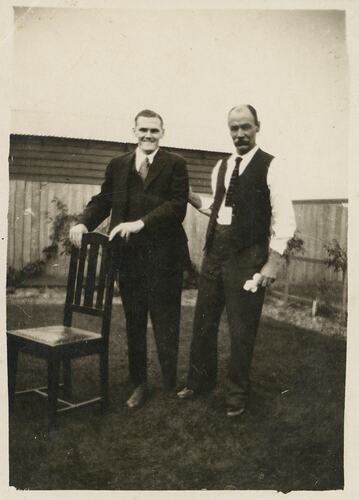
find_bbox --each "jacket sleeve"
[77,159,114,231]
[141,156,189,231]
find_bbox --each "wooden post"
[312,299,318,318]
[283,261,290,307]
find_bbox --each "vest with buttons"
[204,148,274,252]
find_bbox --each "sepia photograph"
[2,0,356,495]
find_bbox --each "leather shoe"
[177,387,195,399]
[126,385,147,409]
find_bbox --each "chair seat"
[7,325,101,347]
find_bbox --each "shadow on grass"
[7,302,345,491]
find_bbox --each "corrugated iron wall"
[9,134,224,193]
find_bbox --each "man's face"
[228,107,259,155]
[133,116,164,154]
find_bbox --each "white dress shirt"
[135,147,159,171]
[202,145,296,255]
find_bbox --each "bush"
[323,239,347,319]
[7,197,80,290]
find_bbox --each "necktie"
[225,156,242,207]
[139,156,150,181]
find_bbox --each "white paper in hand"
[243,273,262,293]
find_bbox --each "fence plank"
[7,180,16,268]
[22,181,32,265]
[38,182,49,263]
[13,180,25,269]
[30,181,41,263]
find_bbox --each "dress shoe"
[177,386,195,399]
[126,385,147,409]
[226,406,246,418]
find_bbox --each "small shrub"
[282,231,305,306]
[323,239,347,319]
[45,197,80,257]
[7,197,81,290]
[324,239,347,274]
[283,231,305,264]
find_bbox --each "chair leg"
[7,337,19,414]
[47,358,61,431]
[100,349,109,413]
[63,358,73,399]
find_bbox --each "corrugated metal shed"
[9,134,228,194]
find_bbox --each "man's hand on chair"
[69,224,88,248]
[109,220,145,242]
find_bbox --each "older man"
[70,109,189,409]
[178,105,296,417]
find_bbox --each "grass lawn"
[6,301,345,491]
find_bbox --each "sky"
[11,7,349,199]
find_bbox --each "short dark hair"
[228,104,260,126]
[134,109,164,127]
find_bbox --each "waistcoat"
[204,148,274,252]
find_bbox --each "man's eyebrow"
[230,123,251,129]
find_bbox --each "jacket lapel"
[143,149,166,191]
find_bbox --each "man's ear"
[256,122,261,132]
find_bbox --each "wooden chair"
[7,232,116,431]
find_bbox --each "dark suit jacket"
[78,148,190,275]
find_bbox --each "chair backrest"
[63,232,116,339]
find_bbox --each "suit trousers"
[118,242,183,389]
[187,226,266,407]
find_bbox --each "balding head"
[227,104,260,155]
[228,105,260,127]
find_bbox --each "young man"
[178,105,296,417]
[70,110,189,409]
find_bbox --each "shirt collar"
[232,144,259,163]
[136,147,159,165]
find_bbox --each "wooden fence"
[290,199,347,283]
[7,135,348,285]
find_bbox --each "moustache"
[235,139,249,146]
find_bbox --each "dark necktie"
[138,156,150,181]
[225,156,242,207]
